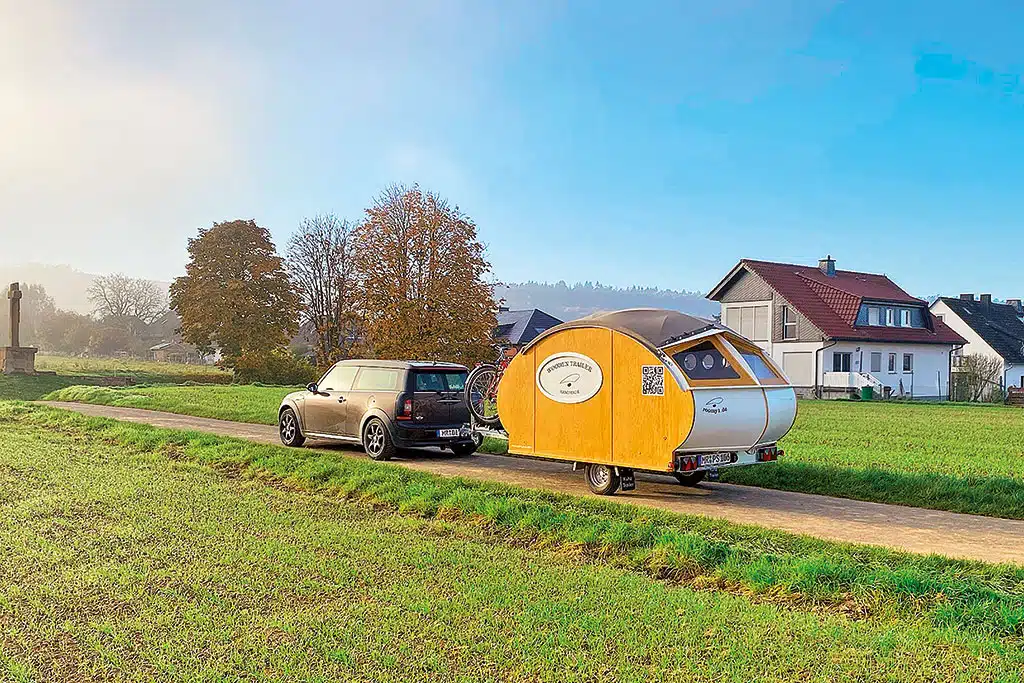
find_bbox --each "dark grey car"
[277,360,476,460]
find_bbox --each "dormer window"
[868,307,880,325]
[900,309,911,327]
[885,309,895,326]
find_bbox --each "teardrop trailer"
[466,309,797,495]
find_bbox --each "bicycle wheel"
[465,364,502,425]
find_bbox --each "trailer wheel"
[584,464,620,495]
[673,471,706,487]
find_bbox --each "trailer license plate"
[700,452,732,467]
[437,428,460,438]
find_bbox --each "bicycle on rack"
[465,345,518,427]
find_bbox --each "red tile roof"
[713,259,965,345]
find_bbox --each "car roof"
[332,359,468,371]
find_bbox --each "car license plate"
[700,452,732,467]
[437,428,460,438]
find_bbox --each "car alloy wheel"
[278,408,304,447]
[363,418,395,461]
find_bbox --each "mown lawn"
[42,382,1024,519]
[1,402,1022,681]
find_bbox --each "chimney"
[959,293,974,301]
[980,294,992,306]
[1008,299,1023,313]
[498,305,509,313]
[818,254,836,277]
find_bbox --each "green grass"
[38,384,1024,519]
[35,354,232,384]
[721,400,1024,518]
[0,356,231,402]
[43,384,294,424]
[1,403,1023,681]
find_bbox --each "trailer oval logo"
[536,353,604,404]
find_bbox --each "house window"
[782,306,797,340]
[952,347,963,367]
[900,309,911,327]
[888,353,897,373]
[870,352,882,373]
[935,313,945,323]
[885,309,895,326]
[832,352,852,373]
[868,307,880,326]
[903,353,914,373]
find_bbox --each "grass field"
[1,402,1023,681]
[35,355,231,384]
[0,356,232,403]
[45,384,292,425]
[42,383,1024,519]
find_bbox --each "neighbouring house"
[494,307,563,346]
[930,295,1024,395]
[149,341,202,365]
[707,256,965,399]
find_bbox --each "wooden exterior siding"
[719,269,822,342]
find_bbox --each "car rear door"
[442,370,470,424]
[411,370,449,425]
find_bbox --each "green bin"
[860,386,874,401]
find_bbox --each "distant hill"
[0,263,170,314]
[496,281,718,321]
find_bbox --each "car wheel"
[450,443,477,457]
[279,408,305,447]
[674,471,706,487]
[362,418,396,461]
[584,464,620,495]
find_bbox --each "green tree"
[170,220,298,365]
[353,185,497,366]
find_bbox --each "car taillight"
[397,397,413,421]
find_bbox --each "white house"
[707,256,966,399]
[930,295,1024,393]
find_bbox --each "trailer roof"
[526,308,727,351]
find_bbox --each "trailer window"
[672,341,740,381]
[739,351,779,380]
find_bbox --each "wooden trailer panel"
[496,346,535,454]
[610,333,694,471]
[531,327,613,461]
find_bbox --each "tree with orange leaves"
[170,219,298,365]
[353,185,496,366]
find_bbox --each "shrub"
[231,349,317,385]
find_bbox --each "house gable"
[713,266,823,342]
[710,258,964,346]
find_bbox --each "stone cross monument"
[1,282,37,374]
[9,282,21,348]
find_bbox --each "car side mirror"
[306,382,318,394]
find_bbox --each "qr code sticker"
[641,365,664,396]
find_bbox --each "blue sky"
[3,1,1023,299]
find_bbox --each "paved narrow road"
[40,401,1024,565]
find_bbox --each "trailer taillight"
[676,455,699,472]
[397,397,413,421]
[756,446,781,462]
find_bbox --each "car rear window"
[414,371,467,391]
[353,368,401,391]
